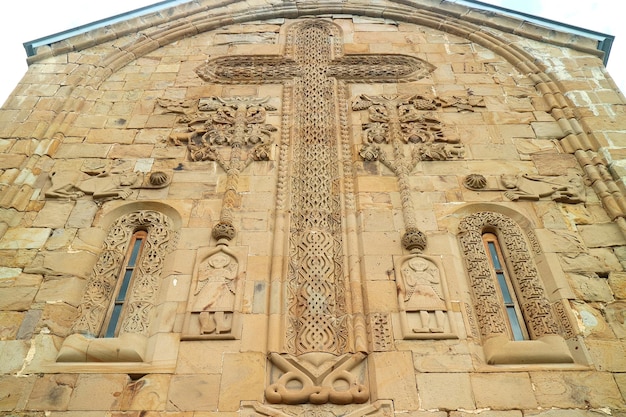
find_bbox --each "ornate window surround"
[54,202,181,372]
[457,206,583,365]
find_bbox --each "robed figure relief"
[396,255,457,339]
[182,246,244,340]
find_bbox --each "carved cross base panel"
[394,255,458,340]
[181,245,247,340]
[266,352,369,406]
[241,400,394,417]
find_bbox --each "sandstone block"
[567,273,614,302]
[68,374,129,410]
[0,311,23,339]
[67,200,99,229]
[531,371,624,409]
[470,372,537,409]
[0,286,38,310]
[0,374,35,411]
[121,374,171,410]
[579,223,626,248]
[535,229,586,253]
[571,301,613,338]
[609,272,626,299]
[219,352,265,411]
[35,277,86,306]
[605,301,626,339]
[559,249,622,273]
[416,372,474,410]
[0,340,29,374]
[33,201,75,228]
[0,227,51,249]
[27,374,78,411]
[167,374,220,411]
[370,351,419,411]
[585,339,626,372]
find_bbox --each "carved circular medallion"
[212,221,236,241]
[463,174,487,190]
[401,227,426,252]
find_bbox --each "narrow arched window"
[482,232,528,341]
[102,230,147,338]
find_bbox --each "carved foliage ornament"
[72,210,176,337]
[458,211,560,340]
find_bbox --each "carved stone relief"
[71,210,177,337]
[241,400,394,417]
[266,352,369,405]
[194,18,434,405]
[353,94,474,252]
[45,164,170,201]
[367,313,394,352]
[458,211,562,340]
[182,246,246,340]
[463,172,586,204]
[163,96,277,244]
[395,255,456,339]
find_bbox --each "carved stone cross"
[196,20,433,361]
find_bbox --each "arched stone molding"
[27,0,624,235]
[456,207,581,365]
[56,205,180,365]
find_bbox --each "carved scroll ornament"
[266,352,369,405]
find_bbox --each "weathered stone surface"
[0,286,38,310]
[531,152,579,174]
[610,272,626,300]
[0,227,51,249]
[27,374,78,411]
[0,311,23,339]
[530,371,624,409]
[585,339,626,372]
[416,373,474,410]
[567,272,614,302]
[35,277,86,306]
[579,223,626,248]
[39,302,77,337]
[0,374,35,411]
[0,339,29,374]
[66,200,99,229]
[605,301,626,339]
[370,352,419,411]
[571,301,614,338]
[167,374,220,411]
[559,249,622,273]
[67,374,129,410]
[470,373,537,409]
[33,201,75,228]
[535,228,586,253]
[218,352,265,411]
[121,374,171,411]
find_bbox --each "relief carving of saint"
[192,251,238,334]
[398,257,446,333]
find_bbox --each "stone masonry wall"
[1,1,626,416]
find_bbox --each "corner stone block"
[0,227,51,249]
[470,372,538,409]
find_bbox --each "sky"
[0,0,622,107]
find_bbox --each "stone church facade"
[1,0,626,415]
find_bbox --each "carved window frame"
[458,211,576,365]
[56,210,178,365]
